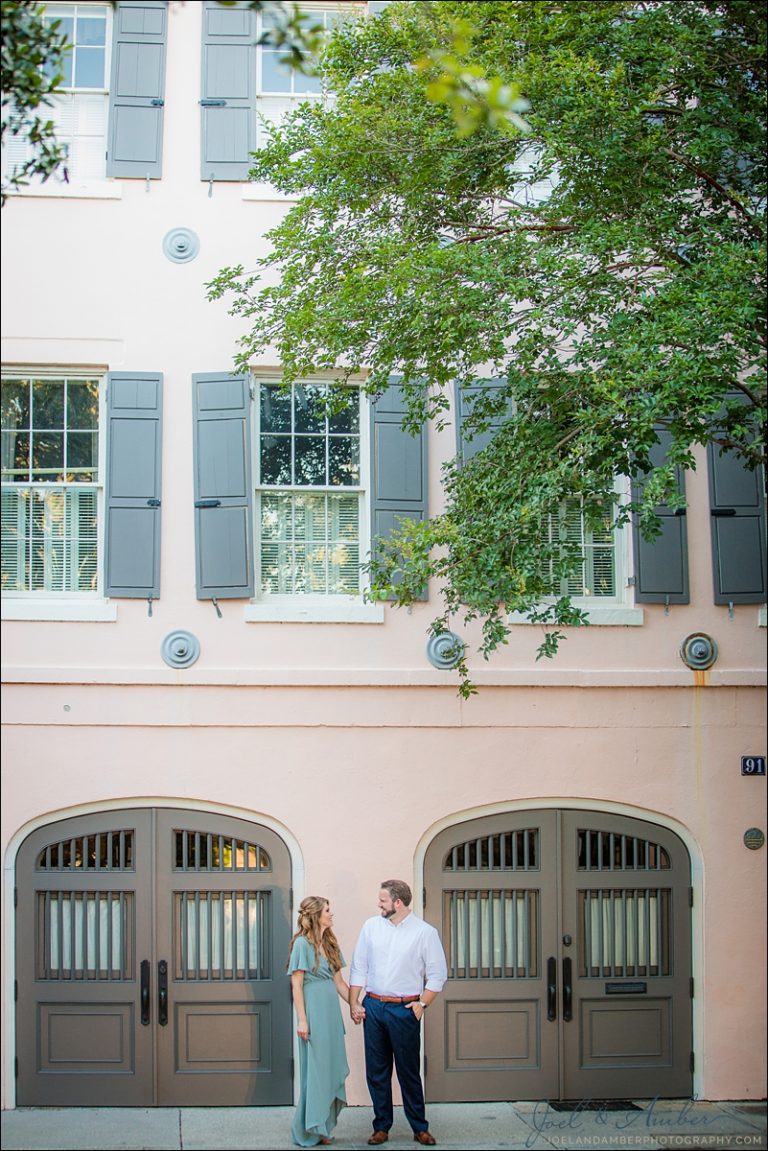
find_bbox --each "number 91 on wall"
[741,756,767,775]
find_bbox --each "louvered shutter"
[192,373,254,599]
[370,380,428,599]
[106,1,168,178]
[200,0,256,181]
[631,430,689,604]
[456,379,508,460]
[708,444,766,604]
[105,373,163,597]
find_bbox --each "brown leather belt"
[365,992,420,1004]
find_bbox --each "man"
[349,880,448,1147]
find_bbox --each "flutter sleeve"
[287,936,314,975]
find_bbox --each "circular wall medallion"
[162,227,200,263]
[426,631,465,670]
[743,828,765,851]
[161,630,200,669]
[680,632,718,671]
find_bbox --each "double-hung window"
[547,498,619,600]
[255,4,358,149]
[1,3,112,188]
[192,372,425,620]
[257,381,363,597]
[1,373,102,595]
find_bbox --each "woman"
[287,896,351,1147]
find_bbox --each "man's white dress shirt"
[350,913,447,997]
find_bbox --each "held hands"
[350,1003,366,1025]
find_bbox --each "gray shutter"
[708,444,766,604]
[200,0,256,181]
[456,379,508,460]
[370,379,428,599]
[106,1,168,178]
[192,373,254,599]
[631,430,689,604]
[105,372,163,598]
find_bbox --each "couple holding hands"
[287,880,448,1148]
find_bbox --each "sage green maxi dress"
[288,937,349,1147]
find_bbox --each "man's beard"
[381,908,396,919]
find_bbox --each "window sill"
[507,606,644,627]
[6,180,123,201]
[244,600,384,624]
[1,599,118,622]
[241,183,299,203]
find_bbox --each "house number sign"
[741,756,766,776]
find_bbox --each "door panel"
[561,810,692,1098]
[155,810,292,1105]
[16,808,292,1107]
[16,811,154,1105]
[425,809,692,1102]
[425,813,560,1100]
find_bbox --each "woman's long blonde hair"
[287,895,343,973]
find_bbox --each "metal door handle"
[140,959,150,1026]
[158,959,168,1027]
[547,956,557,1022]
[563,956,573,1023]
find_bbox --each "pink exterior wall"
[1,1,766,1111]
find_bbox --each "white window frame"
[507,479,644,627]
[244,375,383,623]
[1,368,115,621]
[2,2,119,200]
[245,1,365,201]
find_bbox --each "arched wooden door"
[16,808,293,1106]
[424,809,692,1101]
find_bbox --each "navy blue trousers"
[363,996,428,1134]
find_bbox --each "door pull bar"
[563,956,573,1022]
[140,959,151,1026]
[546,956,557,1021]
[158,959,169,1026]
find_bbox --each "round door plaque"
[743,828,765,851]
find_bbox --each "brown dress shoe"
[367,1133,389,1146]
[413,1134,437,1146]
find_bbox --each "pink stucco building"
[2,0,766,1112]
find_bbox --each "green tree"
[208,0,767,694]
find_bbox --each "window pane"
[295,436,326,485]
[261,385,291,433]
[1,380,31,431]
[2,431,29,478]
[77,15,106,47]
[261,50,292,93]
[3,486,97,592]
[294,70,322,95]
[74,46,105,89]
[328,387,359,434]
[33,381,65,429]
[261,435,292,484]
[67,380,99,429]
[329,436,359,485]
[67,431,98,478]
[294,384,326,433]
[31,432,65,479]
